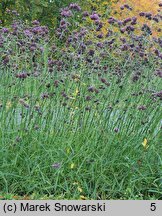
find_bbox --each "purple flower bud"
[118,21,123,26]
[124,17,132,24]
[152,91,162,99]
[100,78,107,83]
[138,105,147,110]
[90,13,99,20]
[60,19,69,29]
[132,17,137,22]
[114,128,119,133]
[88,49,95,56]
[108,17,116,24]
[155,70,162,78]
[154,49,159,56]
[97,42,103,48]
[97,33,103,39]
[120,6,124,10]
[52,163,61,169]
[30,46,36,52]
[127,25,135,32]
[153,17,159,22]
[2,28,9,33]
[124,4,129,8]
[61,8,72,17]
[145,12,152,18]
[24,29,33,38]
[120,27,126,33]
[54,80,59,87]
[3,56,9,65]
[120,37,126,43]
[139,51,145,58]
[32,20,40,25]
[139,12,145,16]
[69,3,81,11]
[159,53,162,60]
[132,74,139,82]
[82,11,89,17]
[16,72,28,79]
[88,86,95,92]
[121,44,128,51]
[12,10,18,15]
[131,21,137,25]
[85,96,91,101]
[6,9,11,13]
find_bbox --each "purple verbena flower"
[82,11,89,17]
[138,105,147,110]
[139,12,145,16]
[108,17,116,24]
[2,28,9,33]
[61,8,72,17]
[32,20,40,25]
[90,13,99,21]
[124,17,132,24]
[16,72,28,79]
[69,3,81,11]
[52,163,61,169]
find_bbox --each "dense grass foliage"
[0,1,162,199]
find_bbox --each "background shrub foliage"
[0,0,79,27]
[0,0,162,200]
[0,0,118,27]
[0,0,161,35]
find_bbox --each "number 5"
[150,203,156,211]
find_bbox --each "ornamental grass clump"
[0,1,162,200]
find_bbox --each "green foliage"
[0,0,162,200]
[0,0,79,28]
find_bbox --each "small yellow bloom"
[80,195,87,200]
[73,88,79,97]
[77,187,83,193]
[72,182,79,185]
[70,163,75,169]
[142,138,149,149]
[6,101,12,109]
[74,78,79,82]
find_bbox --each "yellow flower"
[73,88,79,97]
[70,163,75,169]
[80,195,87,200]
[72,182,79,185]
[142,138,149,149]
[6,101,12,109]
[77,187,83,193]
